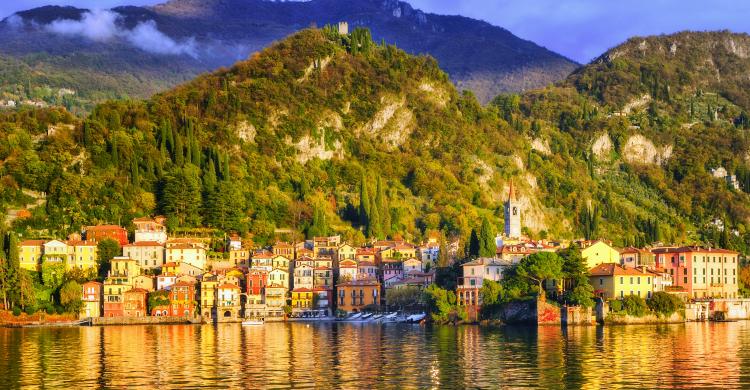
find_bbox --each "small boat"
[406,313,426,323]
[381,313,398,322]
[347,313,363,320]
[242,319,264,326]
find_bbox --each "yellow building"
[108,257,141,286]
[291,288,313,310]
[229,249,249,266]
[200,273,219,320]
[589,263,654,300]
[582,241,620,269]
[19,240,45,271]
[336,244,357,262]
[67,240,98,272]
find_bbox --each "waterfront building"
[337,279,380,313]
[457,258,509,321]
[265,284,287,317]
[651,246,739,299]
[122,241,164,270]
[291,288,313,311]
[217,283,242,320]
[169,281,197,317]
[103,282,128,317]
[85,225,128,246]
[81,281,102,318]
[200,274,219,320]
[313,287,332,312]
[132,217,167,244]
[123,288,148,317]
[109,257,141,286]
[589,263,654,300]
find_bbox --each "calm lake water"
[2,321,750,389]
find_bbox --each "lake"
[1,321,749,388]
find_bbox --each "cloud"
[44,9,198,57]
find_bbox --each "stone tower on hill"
[504,181,521,238]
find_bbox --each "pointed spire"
[507,180,515,202]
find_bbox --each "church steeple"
[504,180,521,238]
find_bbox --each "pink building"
[652,246,739,299]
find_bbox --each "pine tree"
[130,158,139,186]
[5,233,20,309]
[111,136,119,167]
[479,217,496,258]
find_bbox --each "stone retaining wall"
[90,316,201,326]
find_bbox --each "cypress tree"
[368,198,382,239]
[479,217,496,258]
[130,158,140,186]
[468,229,480,258]
[375,176,390,237]
[6,234,19,309]
[111,136,119,167]
[359,174,370,230]
[174,135,184,166]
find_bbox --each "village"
[10,185,745,325]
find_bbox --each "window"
[599,278,603,286]
[683,277,688,284]
[620,277,624,284]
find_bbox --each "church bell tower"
[504,180,521,238]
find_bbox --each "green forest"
[1,28,750,254]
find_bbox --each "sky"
[2,0,748,63]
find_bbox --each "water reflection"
[2,322,750,388]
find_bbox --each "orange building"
[336,279,380,313]
[123,288,148,317]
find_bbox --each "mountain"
[0,0,578,109]
[2,29,749,255]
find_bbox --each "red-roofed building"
[651,246,739,299]
[589,263,654,300]
[85,225,128,246]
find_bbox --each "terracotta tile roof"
[67,240,97,246]
[651,246,738,255]
[339,259,357,267]
[357,261,376,267]
[167,244,202,250]
[589,263,651,277]
[86,225,125,231]
[124,241,163,247]
[20,239,46,246]
[292,288,312,292]
[218,283,240,290]
[337,278,380,287]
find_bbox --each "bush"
[12,307,22,316]
[647,292,684,316]
[55,306,65,315]
[622,295,648,317]
[609,299,624,312]
[24,306,37,315]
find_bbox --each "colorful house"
[67,240,98,272]
[200,274,219,319]
[457,258,510,322]
[314,266,333,288]
[103,282,128,317]
[336,279,380,313]
[581,240,620,269]
[122,241,165,270]
[357,261,379,280]
[123,288,148,317]
[168,281,197,317]
[338,259,358,282]
[291,288,314,311]
[382,259,404,287]
[620,247,656,269]
[81,281,102,318]
[216,283,241,320]
[19,239,45,271]
[589,263,654,300]
[265,284,287,317]
[85,225,128,246]
[272,242,295,258]
[165,243,206,271]
[293,263,314,290]
[133,275,156,292]
[336,244,357,262]
[651,246,739,299]
[132,217,167,244]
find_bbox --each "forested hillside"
[2,29,750,254]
